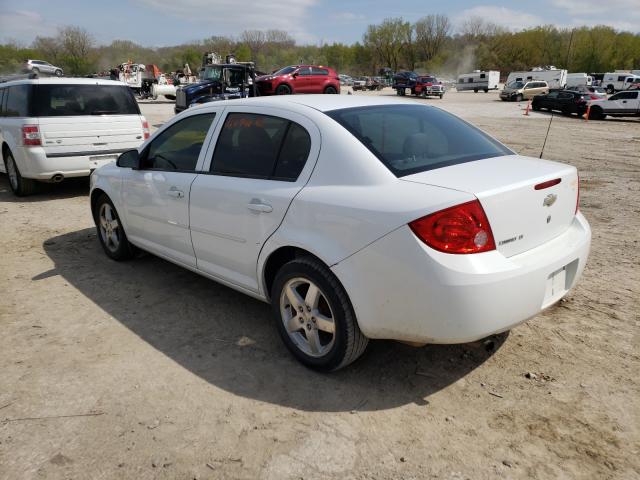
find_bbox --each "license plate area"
[542,261,575,308]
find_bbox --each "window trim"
[206,112,310,182]
[139,112,218,173]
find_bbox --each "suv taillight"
[142,120,150,140]
[409,200,496,254]
[22,125,41,146]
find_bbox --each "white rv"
[506,68,568,90]
[603,72,640,93]
[456,70,500,92]
[566,73,593,89]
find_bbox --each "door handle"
[167,187,184,198]
[247,199,273,213]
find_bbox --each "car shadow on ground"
[0,174,89,202]
[41,228,508,412]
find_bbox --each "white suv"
[0,78,149,195]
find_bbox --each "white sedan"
[90,95,591,371]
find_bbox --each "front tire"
[54,69,63,77]
[515,94,523,102]
[4,150,36,196]
[93,194,135,261]
[276,84,292,95]
[272,256,368,371]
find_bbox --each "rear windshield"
[326,104,513,177]
[33,84,140,117]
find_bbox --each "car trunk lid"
[401,155,579,257]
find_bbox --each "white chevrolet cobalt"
[90,96,591,371]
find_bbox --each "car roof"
[0,78,129,87]
[192,94,423,113]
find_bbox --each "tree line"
[1,18,639,78]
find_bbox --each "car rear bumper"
[332,213,591,343]
[14,146,133,180]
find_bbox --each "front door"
[292,67,312,93]
[121,112,218,267]
[189,107,320,292]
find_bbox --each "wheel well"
[1,142,10,163]
[276,82,292,92]
[90,188,107,221]
[263,246,326,300]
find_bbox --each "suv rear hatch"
[401,155,579,257]
[33,83,144,157]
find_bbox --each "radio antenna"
[539,28,574,159]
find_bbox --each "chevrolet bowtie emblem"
[543,193,557,207]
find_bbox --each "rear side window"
[5,85,32,117]
[210,113,311,181]
[326,104,513,177]
[32,84,140,116]
[311,67,328,75]
[144,113,215,171]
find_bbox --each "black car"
[531,90,589,116]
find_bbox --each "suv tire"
[272,256,368,371]
[323,86,338,94]
[4,150,37,196]
[54,69,63,77]
[276,84,292,95]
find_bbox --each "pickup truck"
[587,90,640,119]
[393,71,445,98]
[414,75,445,98]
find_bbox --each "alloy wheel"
[279,277,336,357]
[99,203,121,253]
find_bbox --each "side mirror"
[117,149,141,169]
[292,71,299,78]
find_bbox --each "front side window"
[5,85,32,117]
[327,104,513,177]
[610,91,638,100]
[32,85,139,116]
[143,113,215,171]
[297,67,312,76]
[210,113,311,181]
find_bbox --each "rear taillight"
[576,174,580,214]
[142,120,150,140]
[22,125,41,146]
[409,200,496,254]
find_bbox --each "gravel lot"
[1,89,639,480]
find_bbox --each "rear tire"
[324,86,337,94]
[606,85,615,94]
[93,193,136,261]
[31,67,39,75]
[516,94,523,102]
[588,106,606,120]
[532,102,540,111]
[474,88,478,93]
[271,256,368,371]
[4,150,37,196]
[276,84,292,95]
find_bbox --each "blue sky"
[1,0,638,46]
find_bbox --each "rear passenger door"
[189,107,320,293]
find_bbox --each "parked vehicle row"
[89,95,590,371]
[500,80,549,101]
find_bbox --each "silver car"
[23,59,63,77]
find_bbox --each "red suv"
[256,65,340,95]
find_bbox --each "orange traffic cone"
[523,99,531,116]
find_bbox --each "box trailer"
[456,70,500,92]
[566,73,593,89]
[603,72,640,93]
[506,68,567,90]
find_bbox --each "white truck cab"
[0,78,149,196]
[602,73,640,93]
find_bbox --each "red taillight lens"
[142,120,150,140]
[22,125,41,146]
[409,200,496,254]
[535,178,561,190]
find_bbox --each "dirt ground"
[1,89,639,480]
